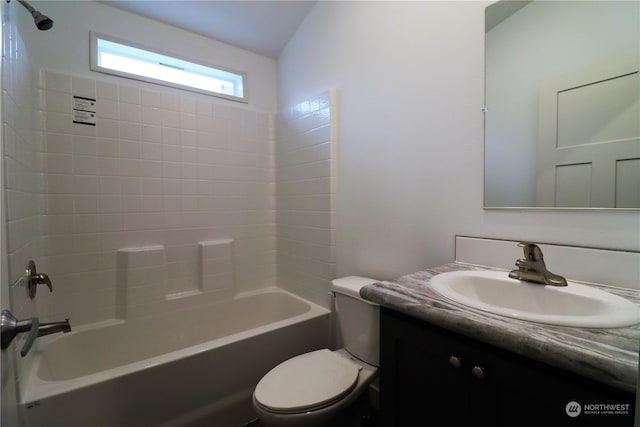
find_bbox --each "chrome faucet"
[508,242,567,286]
[37,319,71,337]
[1,310,71,356]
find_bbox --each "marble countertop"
[361,262,640,393]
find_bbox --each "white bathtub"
[20,288,330,427]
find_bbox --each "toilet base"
[253,389,375,427]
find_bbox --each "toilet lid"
[254,349,360,413]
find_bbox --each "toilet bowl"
[252,277,380,427]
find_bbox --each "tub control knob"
[26,260,53,299]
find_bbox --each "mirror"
[484,1,640,209]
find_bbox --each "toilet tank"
[331,276,380,367]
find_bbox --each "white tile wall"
[27,71,275,325]
[5,69,335,326]
[2,2,47,388]
[3,11,45,321]
[275,90,337,309]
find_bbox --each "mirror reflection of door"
[536,63,640,208]
[484,0,640,209]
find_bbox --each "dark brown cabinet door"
[380,308,635,427]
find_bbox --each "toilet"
[252,276,380,427]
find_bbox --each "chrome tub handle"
[26,259,53,299]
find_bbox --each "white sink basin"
[430,271,640,328]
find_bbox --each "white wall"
[278,1,640,282]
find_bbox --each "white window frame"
[90,32,247,103]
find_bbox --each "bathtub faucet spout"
[37,319,71,337]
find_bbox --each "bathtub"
[20,288,330,427]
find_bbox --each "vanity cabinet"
[379,307,635,426]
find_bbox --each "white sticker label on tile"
[73,96,96,126]
[73,96,96,111]
[73,109,96,126]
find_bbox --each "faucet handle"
[517,242,544,262]
[26,260,53,299]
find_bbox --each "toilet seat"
[254,349,360,414]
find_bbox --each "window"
[90,32,247,102]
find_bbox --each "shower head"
[16,0,54,31]
[31,9,54,31]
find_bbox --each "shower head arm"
[16,0,35,14]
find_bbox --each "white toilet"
[252,276,380,427]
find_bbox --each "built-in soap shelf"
[199,239,235,294]
[116,240,235,318]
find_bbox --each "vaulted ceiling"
[102,1,316,59]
